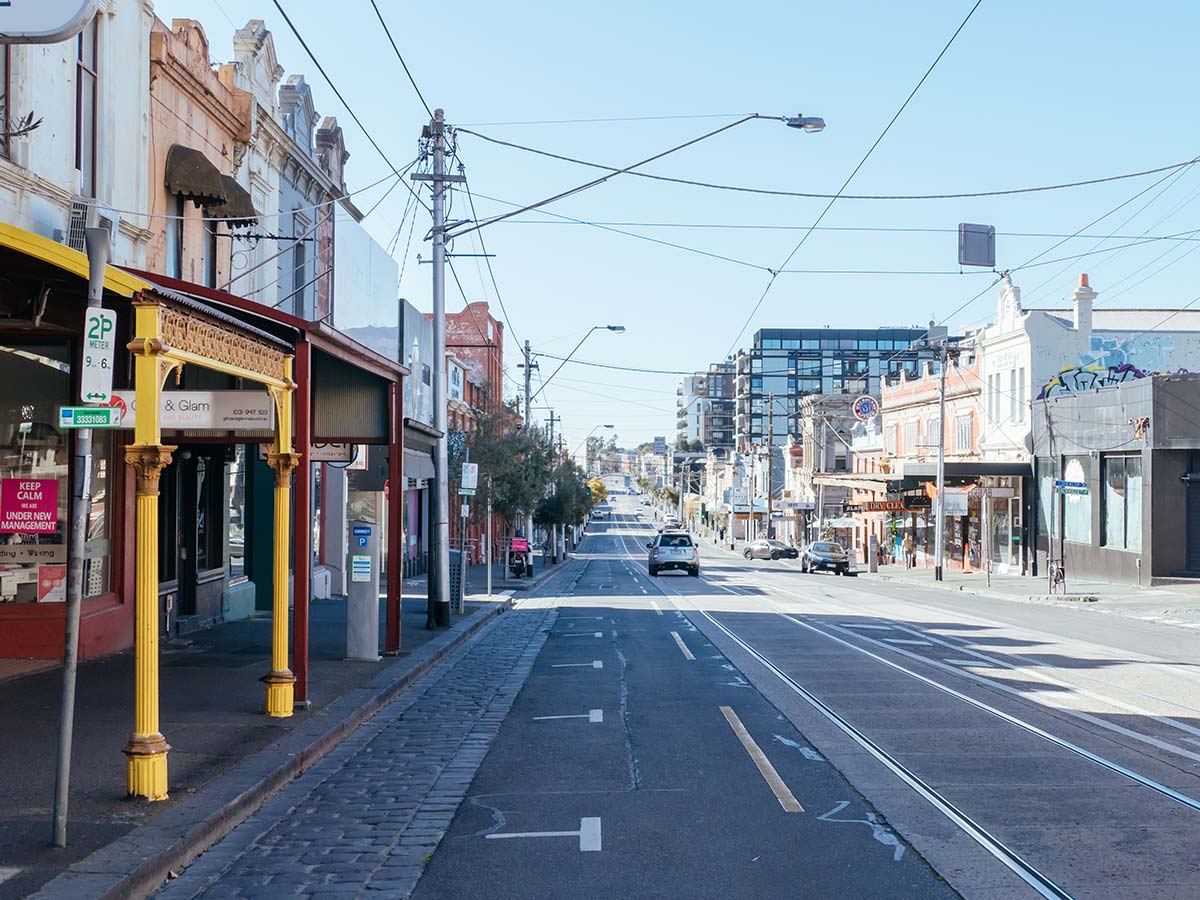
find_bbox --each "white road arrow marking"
[486,817,602,852]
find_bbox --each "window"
[292,236,307,315]
[885,425,897,455]
[987,374,996,422]
[1017,367,1027,423]
[1008,369,1017,421]
[0,46,10,158]
[1102,454,1142,551]
[201,223,218,288]
[228,445,247,580]
[1062,456,1092,543]
[75,17,98,197]
[904,421,918,454]
[927,415,940,445]
[761,339,781,349]
[166,195,184,279]
[955,413,972,452]
[833,443,848,471]
[1036,457,1055,538]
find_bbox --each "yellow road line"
[670,631,696,661]
[720,706,804,813]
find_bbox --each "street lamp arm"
[531,325,623,403]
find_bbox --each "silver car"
[647,530,700,577]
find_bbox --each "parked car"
[647,530,699,577]
[801,541,850,575]
[658,516,682,532]
[640,498,651,506]
[743,539,798,561]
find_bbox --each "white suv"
[647,531,699,577]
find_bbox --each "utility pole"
[766,394,774,539]
[521,339,536,563]
[547,410,559,564]
[934,339,950,582]
[53,226,110,848]
[816,413,827,540]
[429,108,451,625]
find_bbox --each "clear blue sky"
[160,0,1200,453]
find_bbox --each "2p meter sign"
[80,307,117,404]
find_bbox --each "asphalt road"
[419,497,1200,899]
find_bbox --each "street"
[153,495,1200,899]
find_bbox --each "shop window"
[1062,455,1091,543]
[1035,457,1055,538]
[84,430,112,597]
[1102,454,1142,552]
[228,445,247,580]
[75,16,98,197]
[195,456,224,570]
[0,342,72,603]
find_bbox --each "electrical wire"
[366,0,433,118]
[724,0,986,359]
[446,256,524,391]
[533,353,695,376]
[269,0,429,214]
[460,171,521,345]
[458,112,756,127]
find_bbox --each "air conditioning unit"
[64,198,120,253]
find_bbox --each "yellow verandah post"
[123,297,176,800]
[263,358,298,717]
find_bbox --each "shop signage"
[310,443,355,463]
[80,307,117,403]
[865,500,906,512]
[0,0,97,44]
[59,406,122,429]
[780,501,815,510]
[943,490,969,516]
[852,395,880,421]
[37,564,67,602]
[0,478,58,533]
[350,555,371,582]
[111,390,274,430]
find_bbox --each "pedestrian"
[902,533,915,570]
[719,526,725,543]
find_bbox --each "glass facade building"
[735,327,936,450]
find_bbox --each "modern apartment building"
[734,327,937,452]
[675,360,736,449]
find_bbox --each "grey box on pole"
[346,521,381,661]
[958,223,995,268]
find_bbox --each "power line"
[447,114,761,239]
[725,0,986,358]
[366,0,433,118]
[445,256,524,391]
[269,0,429,213]
[459,170,522,346]
[458,112,755,127]
[533,353,694,376]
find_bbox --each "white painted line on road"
[486,817,602,851]
[560,616,604,620]
[720,706,803,813]
[670,631,696,661]
[839,623,894,630]
[883,638,932,646]
[650,600,663,615]
[1184,737,1200,748]
[532,709,604,723]
[551,661,604,669]
[562,632,604,638]
[944,658,991,667]
[0,869,20,886]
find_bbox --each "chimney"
[1072,273,1096,340]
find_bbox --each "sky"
[158,0,1200,455]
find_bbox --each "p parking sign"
[80,307,117,404]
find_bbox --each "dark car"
[801,541,850,575]
[743,539,798,561]
[647,530,699,577]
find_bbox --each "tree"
[587,478,608,502]
[537,461,595,530]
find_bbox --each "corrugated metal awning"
[312,348,389,443]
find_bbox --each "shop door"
[1187,454,1200,572]
[177,456,199,621]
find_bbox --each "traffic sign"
[1055,485,1089,496]
[59,406,122,429]
[461,503,470,518]
[80,307,117,404]
[462,462,479,491]
[852,395,880,422]
[459,487,476,496]
[1054,480,1086,488]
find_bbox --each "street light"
[573,423,615,459]
[530,324,625,402]
[784,114,825,133]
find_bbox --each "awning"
[204,175,258,227]
[813,473,901,492]
[901,461,1032,479]
[404,449,435,481]
[0,221,148,298]
[165,144,227,206]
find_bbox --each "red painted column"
[292,341,311,704]
[385,379,403,653]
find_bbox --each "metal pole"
[486,476,493,598]
[431,108,451,626]
[816,414,827,539]
[767,394,774,538]
[522,339,533,559]
[934,342,949,581]
[53,225,109,847]
[458,446,469,613]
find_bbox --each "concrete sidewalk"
[0,590,509,900]
[860,563,1200,630]
[403,549,578,594]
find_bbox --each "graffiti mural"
[1038,334,1191,398]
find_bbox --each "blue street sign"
[352,525,371,537]
[1054,480,1086,489]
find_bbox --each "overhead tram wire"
[366,0,433,119]
[445,256,524,392]
[459,168,522,346]
[724,0,986,359]
[269,0,429,215]
[456,134,1200,203]
[458,112,756,127]
[533,353,695,376]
